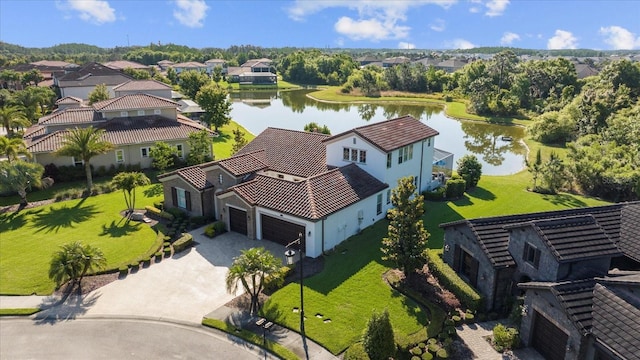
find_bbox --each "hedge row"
[427,250,482,312]
[145,205,175,221]
[172,233,193,253]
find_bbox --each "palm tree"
[111,171,151,215]
[0,160,43,205]
[55,127,114,193]
[0,105,30,137]
[48,241,106,291]
[225,247,283,314]
[0,136,31,163]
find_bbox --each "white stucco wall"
[115,89,172,99]
[61,85,116,100]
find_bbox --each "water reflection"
[228,89,526,175]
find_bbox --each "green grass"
[0,308,41,316]
[261,220,428,355]
[202,318,298,360]
[0,176,114,207]
[0,184,164,295]
[213,120,256,159]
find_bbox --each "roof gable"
[38,107,101,125]
[324,115,439,152]
[92,93,178,111]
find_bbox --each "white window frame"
[398,145,414,164]
[176,188,187,209]
[386,153,392,168]
[120,111,128,117]
[376,193,383,215]
[137,110,145,116]
[175,144,184,159]
[140,147,151,158]
[218,174,223,184]
[115,149,125,163]
[72,157,84,167]
[386,189,391,204]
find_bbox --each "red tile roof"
[174,165,214,190]
[55,96,83,105]
[217,150,268,176]
[230,163,387,220]
[237,128,330,178]
[92,93,178,111]
[325,115,439,152]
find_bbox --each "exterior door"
[229,207,247,235]
[532,311,569,360]
[260,214,305,248]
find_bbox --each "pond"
[229,90,527,175]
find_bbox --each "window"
[171,187,191,211]
[175,144,184,159]
[353,138,356,144]
[351,149,358,162]
[376,193,383,215]
[115,149,124,163]
[386,189,391,204]
[140,147,150,158]
[120,111,128,117]
[72,157,83,167]
[359,150,367,163]
[137,110,145,116]
[398,145,413,164]
[413,176,418,188]
[343,147,367,164]
[453,245,479,286]
[154,109,162,115]
[218,174,223,184]
[523,242,541,268]
[386,153,392,168]
[427,138,431,147]
[343,148,350,161]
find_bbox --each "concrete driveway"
[37,228,287,324]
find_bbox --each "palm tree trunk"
[84,162,93,194]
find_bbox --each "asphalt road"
[0,318,275,359]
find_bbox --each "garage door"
[229,207,247,235]
[261,214,305,247]
[532,311,568,360]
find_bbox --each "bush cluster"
[492,324,519,352]
[45,163,143,183]
[54,183,116,201]
[423,187,446,201]
[172,233,193,253]
[444,177,466,199]
[263,266,293,292]
[204,221,226,238]
[426,250,483,311]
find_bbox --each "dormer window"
[523,242,541,269]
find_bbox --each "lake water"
[229,90,527,175]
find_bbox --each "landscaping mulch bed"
[384,265,461,312]
[54,272,120,296]
[0,199,57,214]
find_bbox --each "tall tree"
[456,154,483,189]
[0,105,29,136]
[48,241,106,291]
[149,141,177,171]
[362,309,396,360]
[187,129,214,165]
[195,83,232,131]
[541,151,566,194]
[88,84,110,104]
[111,172,151,214]
[55,127,114,193]
[225,247,283,314]
[179,70,210,99]
[526,148,543,191]
[381,176,430,280]
[231,127,248,154]
[0,160,43,205]
[0,136,31,162]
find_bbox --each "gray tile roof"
[92,93,178,111]
[237,128,331,178]
[56,62,133,87]
[113,80,172,92]
[506,215,621,263]
[55,96,83,105]
[325,115,439,153]
[38,108,102,125]
[230,163,387,220]
[216,150,268,176]
[592,274,640,360]
[441,202,640,268]
[103,60,149,70]
[174,165,214,191]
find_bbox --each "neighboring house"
[518,272,640,360]
[54,96,85,111]
[159,116,441,258]
[440,202,640,312]
[227,58,277,85]
[574,64,599,79]
[157,60,174,71]
[355,55,380,67]
[170,61,208,75]
[413,57,441,68]
[24,93,215,170]
[113,79,173,99]
[178,99,205,121]
[54,62,134,99]
[0,60,77,90]
[382,56,411,68]
[436,59,468,73]
[103,60,151,73]
[205,59,226,74]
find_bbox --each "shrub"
[172,233,193,253]
[445,178,466,199]
[423,187,446,201]
[443,95,453,102]
[362,309,396,360]
[159,211,175,221]
[492,324,519,351]
[264,266,292,292]
[166,207,186,219]
[145,205,162,216]
[190,216,209,226]
[464,312,475,323]
[118,266,128,276]
[163,247,172,257]
[451,315,461,325]
[436,348,449,359]
[427,250,482,311]
[427,343,441,354]
[456,155,482,189]
[153,201,164,210]
[411,347,423,355]
[343,342,370,360]
[204,224,216,238]
[422,352,434,360]
[129,261,139,270]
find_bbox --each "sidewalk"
[456,320,545,360]
[206,305,338,360]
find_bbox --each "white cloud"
[288,0,457,42]
[446,38,476,49]
[398,42,416,49]
[430,19,446,32]
[547,29,578,49]
[599,26,640,50]
[500,32,520,45]
[334,17,409,41]
[485,0,509,16]
[173,0,208,28]
[62,0,116,24]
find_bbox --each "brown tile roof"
[92,94,178,111]
[325,115,439,152]
[172,62,207,68]
[592,274,640,359]
[113,80,172,92]
[27,116,213,153]
[441,202,640,268]
[103,60,149,70]
[230,163,387,220]
[38,108,102,125]
[174,165,213,191]
[56,62,133,87]
[23,125,46,141]
[31,60,75,68]
[55,96,83,105]
[216,150,268,176]
[237,128,331,178]
[506,215,621,262]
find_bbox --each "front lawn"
[261,220,428,355]
[0,184,164,295]
[212,120,256,159]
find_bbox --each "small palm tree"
[0,105,30,137]
[0,160,43,205]
[225,247,283,314]
[0,136,31,163]
[48,241,106,291]
[55,127,114,193]
[111,171,151,214]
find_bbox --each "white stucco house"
[159,115,441,258]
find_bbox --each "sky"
[1,0,639,51]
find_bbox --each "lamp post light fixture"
[285,232,307,359]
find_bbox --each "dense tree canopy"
[195,83,232,131]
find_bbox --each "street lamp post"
[285,232,307,359]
